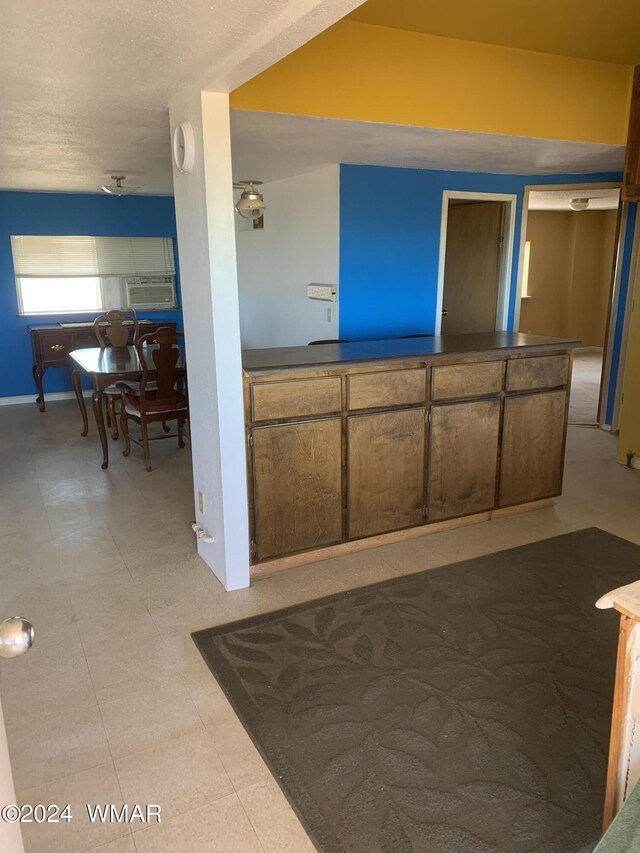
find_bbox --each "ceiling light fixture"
[569,198,590,211]
[101,176,140,196]
[233,180,266,220]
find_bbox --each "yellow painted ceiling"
[348,0,640,65]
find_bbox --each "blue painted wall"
[0,191,181,399]
[339,164,634,425]
[339,165,622,342]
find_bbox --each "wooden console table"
[29,321,177,411]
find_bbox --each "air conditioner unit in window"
[123,275,177,310]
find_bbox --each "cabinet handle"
[49,344,66,352]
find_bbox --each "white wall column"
[169,90,250,591]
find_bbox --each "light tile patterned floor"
[0,400,639,852]
[569,349,603,425]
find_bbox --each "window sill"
[18,307,181,318]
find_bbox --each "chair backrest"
[93,309,139,348]
[136,327,185,410]
[308,338,351,345]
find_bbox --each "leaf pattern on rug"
[193,529,640,853]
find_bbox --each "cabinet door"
[499,390,567,507]
[252,418,342,560]
[428,398,500,522]
[347,408,425,539]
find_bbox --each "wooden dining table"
[70,345,186,470]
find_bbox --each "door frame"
[436,191,517,335]
[515,181,624,428]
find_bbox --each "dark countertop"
[242,332,580,373]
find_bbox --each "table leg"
[92,382,109,470]
[32,364,46,412]
[72,369,89,437]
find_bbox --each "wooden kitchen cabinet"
[242,333,576,573]
[428,398,501,521]
[347,407,426,539]
[499,390,567,507]
[251,418,342,560]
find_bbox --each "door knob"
[0,617,34,659]
[442,309,448,317]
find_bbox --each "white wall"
[169,90,250,591]
[0,696,24,853]
[236,165,340,348]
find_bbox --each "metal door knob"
[0,617,34,659]
[442,309,448,317]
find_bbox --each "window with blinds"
[11,236,176,315]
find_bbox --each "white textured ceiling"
[230,111,625,182]
[528,187,620,211]
[0,0,364,194]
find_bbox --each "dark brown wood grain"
[431,360,503,401]
[428,398,501,521]
[347,408,425,539]
[506,354,569,392]
[499,390,566,506]
[252,418,342,560]
[347,368,426,410]
[251,377,341,422]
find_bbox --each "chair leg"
[121,411,131,458]
[140,420,153,472]
[108,396,119,440]
[177,418,185,448]
[161,421,170,433]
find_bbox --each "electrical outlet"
[198,491,205,513]
[327,307,332,323]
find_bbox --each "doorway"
[436,192,517,335]
[516,185,621,426]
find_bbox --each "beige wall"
[520,209,618,347]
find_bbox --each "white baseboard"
[0,391,90,407]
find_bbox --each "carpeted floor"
[193,529,640,853]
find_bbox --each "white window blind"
[10,236,175,277]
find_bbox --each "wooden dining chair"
[94,309,140,439]
[119,328,188,472]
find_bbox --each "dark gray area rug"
[193,528,640,853]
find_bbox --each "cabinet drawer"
[39,334,74,363]
[251,377,342,422]
[506,355,569,392]
[431,361,503,401]
[73,331,99,346]
[347,368,426,411]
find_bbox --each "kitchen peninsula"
[242,332,579,576]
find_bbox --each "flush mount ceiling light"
[101,176,140,196]
[569,198,590,211]
[233,180,266,220]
